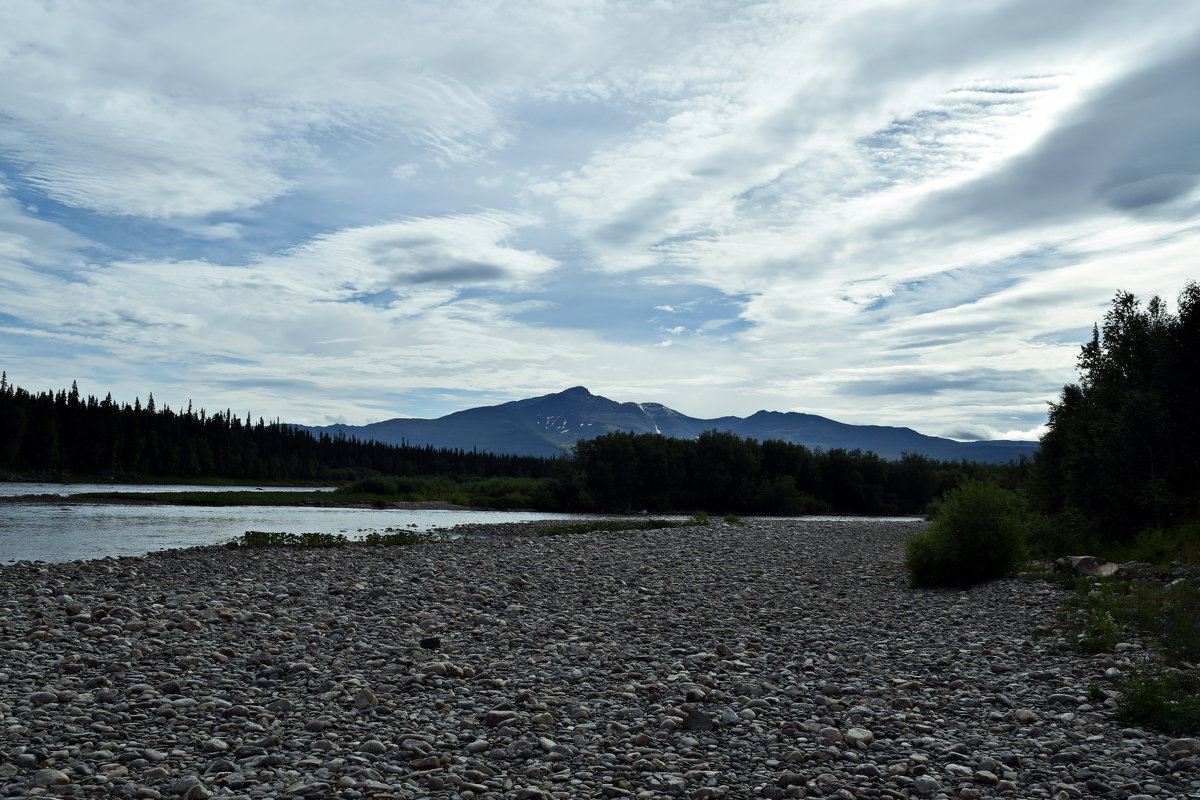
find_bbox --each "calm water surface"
[0,502,589,564]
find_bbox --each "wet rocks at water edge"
[1,518,1197,799]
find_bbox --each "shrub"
[1118,666,1200,736]
[1077,607,1122,653]
[1062,573,1200,660]
[339,475,397,495]
[905,481,1027,588]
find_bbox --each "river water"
[0,484,918,566]
[0,504,594,564]
[0,483,584,564]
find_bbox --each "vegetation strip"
[224,516,711,549]
[899,283,1200,736]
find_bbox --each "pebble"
[0,517,1195,799]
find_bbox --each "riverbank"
[0,493,473,511]
[0,472,336,488]
[2,518,1197,799]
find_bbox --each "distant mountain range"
[301,386,1038,464]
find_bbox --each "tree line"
[0,376,555,482]
[560,429,1023,515]
[0,373,1028,515]
[1033,281,1200,543]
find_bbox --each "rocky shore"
[2,518,1197,800]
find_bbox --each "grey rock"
[1166,738,1200,755]
[31,769,70,787]
[485,709,519,727]
[844,727,873,746]
[1054,555,1119,577]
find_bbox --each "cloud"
[0,2,515,218]
[0,181,95,290]
[3,0,1199,443]
[942,423,1048,442]
[837,368,1045,397]
[282,211,558,292]
[911,37,1200,231]
[0,1,795,222]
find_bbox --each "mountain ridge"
[301,387,1038,464]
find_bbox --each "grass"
[1099,521,1200,565]
[1118,666,1200,736]
[226,528,438,549]
[335,475,558,510]
[72,490,337,506]
[1059,573,1200,661]
[121,476,335,488]
[533,514,708,537]
[1077,606,1122,654]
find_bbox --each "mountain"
[302,386,1038,464]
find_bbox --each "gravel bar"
[2,518,1198,800]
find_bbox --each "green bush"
[1118,666,1200,736]
[1077,607,1122,653]
[340,475,398,495]
[905,481,1027,588]
[1105,520,1200,566]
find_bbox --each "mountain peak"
[301,387,1038,464]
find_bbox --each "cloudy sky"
[2,1,1198,440]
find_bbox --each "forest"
[0,376,554,484]
[560,429,1019,515]
[1032,281,1200,546]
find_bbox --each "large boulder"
[1053,555,1120,577]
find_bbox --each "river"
[0,483,586,564]
[0,483,918,565]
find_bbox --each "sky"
[2,1,1198,441]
